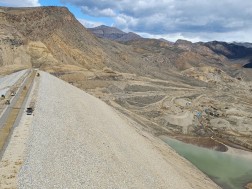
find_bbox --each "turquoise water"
[161,136,252,189]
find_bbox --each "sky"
[0,0,252,42]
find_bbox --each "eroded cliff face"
[0,11,30,73]
[0,6,109,74]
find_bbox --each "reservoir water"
[161,136,252,189]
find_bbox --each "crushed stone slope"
[18,72,219,189]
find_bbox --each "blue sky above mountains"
[0,0,252,42]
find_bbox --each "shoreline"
[160,135,252,189]
[168,134,252,156]
[245,183,252,189]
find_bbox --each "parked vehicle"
[26,107,33,115]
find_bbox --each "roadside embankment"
[0,70,38,188]
[16,72,220,188]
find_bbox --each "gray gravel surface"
[18,72,219,189]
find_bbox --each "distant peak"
[175,39,192,44]
[88,25,142,42]
[94,25,108,29]
[92,25,124,32]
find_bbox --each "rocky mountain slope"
[0,6,252,153]
[1,6,251,80]
[0,6,110,75]
[203,41,252,59]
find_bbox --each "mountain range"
[1,6,251,79]
[1,6,252,152]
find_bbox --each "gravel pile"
[18,72,219,189]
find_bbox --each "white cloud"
[137,32,202,43]
[61,0,252,42]
[81,6,116,17]
[78,18,104,28]
[114,14,138,30]
[0,0,40,7]
[138,28,252,43]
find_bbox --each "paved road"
[12,71,35,128]
[0,70,31,130]
[0,69,35,158]
[0,70,28,96]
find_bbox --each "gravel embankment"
[18,72,219,189]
